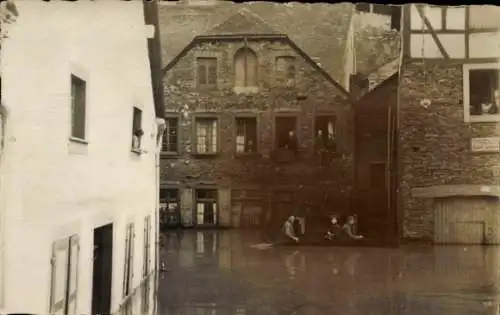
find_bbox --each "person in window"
[315,130,327,165]
[325,215,341,240]
[282,215,299,243]
[342,215,364,240]
[287,130,298,153]
[132,129,144,150]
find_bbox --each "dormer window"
[234,48,258,88]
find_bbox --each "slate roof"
[157,1,354,85]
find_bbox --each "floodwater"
[158,230,500,315]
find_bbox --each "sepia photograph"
[1,1,500,314]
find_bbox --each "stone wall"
[161,38,354,226]
[398,61,500,239]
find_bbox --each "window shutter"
[67,235,80,315]
[207,64,217,85]
[198,64,207,85]
[49,238,70,315]
[129,224,135,290]
[122,226,131,298]
[235,54,246,87]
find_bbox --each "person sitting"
[325,215,341,240]
[342,215,364,240]
[282,215,299,243]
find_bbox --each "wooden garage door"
[434,197,487,244]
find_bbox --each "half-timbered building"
[398,4,500,244]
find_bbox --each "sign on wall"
[470,137,500,153]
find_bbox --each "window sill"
[131,148,142,155]
[467,114,500,123]
[69,137,88,145]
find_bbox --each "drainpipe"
[153,118,165,315]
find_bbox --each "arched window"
[234,48,258,87]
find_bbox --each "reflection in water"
[160,230,500,315]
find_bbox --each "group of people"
[282,214,364,244]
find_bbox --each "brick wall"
[161,38,354,225]
[399,61,500,239]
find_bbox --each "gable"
[158,2,354,85]
[164,36,348,98]
[206,8,280,36]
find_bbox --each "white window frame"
[193,116,219,155]
[463,63,500,123]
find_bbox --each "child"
[325,215,341,240]
[342,215,364,240]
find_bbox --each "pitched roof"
[157,1,354,85]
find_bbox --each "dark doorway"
[91,223,113,315]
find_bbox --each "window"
[162,117,179,153]
[469,70,499,115]
[235,117,257,154]
[234,48,258,87]
[159,189,180,225]
[132,107,143,151]
[275,56,296,87]
[464,64,500,122]
[70,75,86,140]
[275,116,298,151]
[196,189,217,226]
[197,57,217,87]
[314,115,337,153]
[123,223,134,299]
[194,117,218,154]
[49,235,80,315]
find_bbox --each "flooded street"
[159,230,500,315]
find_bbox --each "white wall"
[0,1,157,314]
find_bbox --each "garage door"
[434,197,487,244]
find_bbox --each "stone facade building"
[398,4,500,244]
[157,1,400,232]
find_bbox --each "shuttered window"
[234,48,258,87]
[49,234,80,315]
